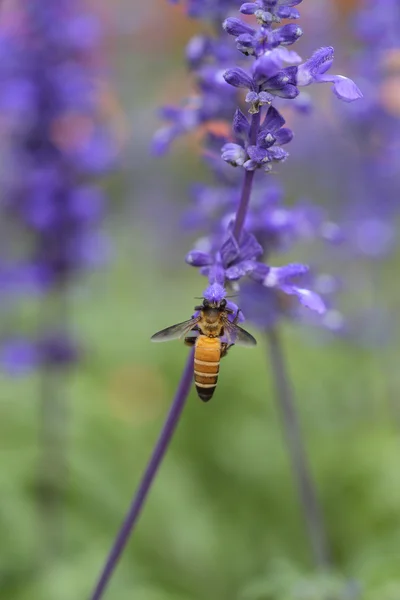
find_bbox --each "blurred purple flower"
[0,0,116,372]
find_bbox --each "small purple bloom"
[222,106,293,171]
[297,47,363,102]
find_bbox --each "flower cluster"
[221,106,292,171]
[157,0,361,327]
[184,177,341,327]
[0,0,116,372]
[187,226,325,312]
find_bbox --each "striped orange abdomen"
[194,335,221,402]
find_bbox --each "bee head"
[202,297,226,310]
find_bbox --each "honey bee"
[151,298,257,402]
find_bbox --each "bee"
[151,298,257,402]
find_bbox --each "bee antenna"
[193,296,204,299]
[225,294,238,298]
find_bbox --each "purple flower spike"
[90,0,364,595]
[0,1,115,361]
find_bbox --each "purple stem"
[265,327,331,569]
[233,111,261,241]
[88,349,195,600]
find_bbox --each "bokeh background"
[1,1,400,599]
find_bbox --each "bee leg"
[184,337,196,347]
[221,342,234,358]
[233,309,242,325]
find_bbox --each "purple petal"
[236,33,256,56]
[223,67,253,89]
[233,108,250,139]
[257,130,276,149]
[240,3,257,14]
[264,67,299,98]
[261,105,286,133]
[271,24,303,47]
[280,285,326,314]
[297,46,334,86]
[274,127,293,145]
[274,47,303,65]
[320,75,363,102]
[186,35,209,67]
[206,263,226,286]
[247,144,269,163]
[221,228,263,267]
[185,251,213,267]
[253,53,282,84]
[277,6,300,19]
[225,260,256,280]
[1,339,39,376]
[263,263,309,287]
[272,84,299,99]
[223,17,256,37]
[267,147,289,161]
[221,142,247,166]
[249,262,270,284]
[243,159,258,171]
[258,91,273,104]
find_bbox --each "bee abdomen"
[194,338,221,402]
[194,368,219,402]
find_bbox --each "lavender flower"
[89,2,362,596]
[0,0,116,560]
[0,0,115,368]
[156,0,361,326]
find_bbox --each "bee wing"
[222,318,257,347]
[151,317,200,342]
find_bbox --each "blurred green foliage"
[1,225,399,600]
